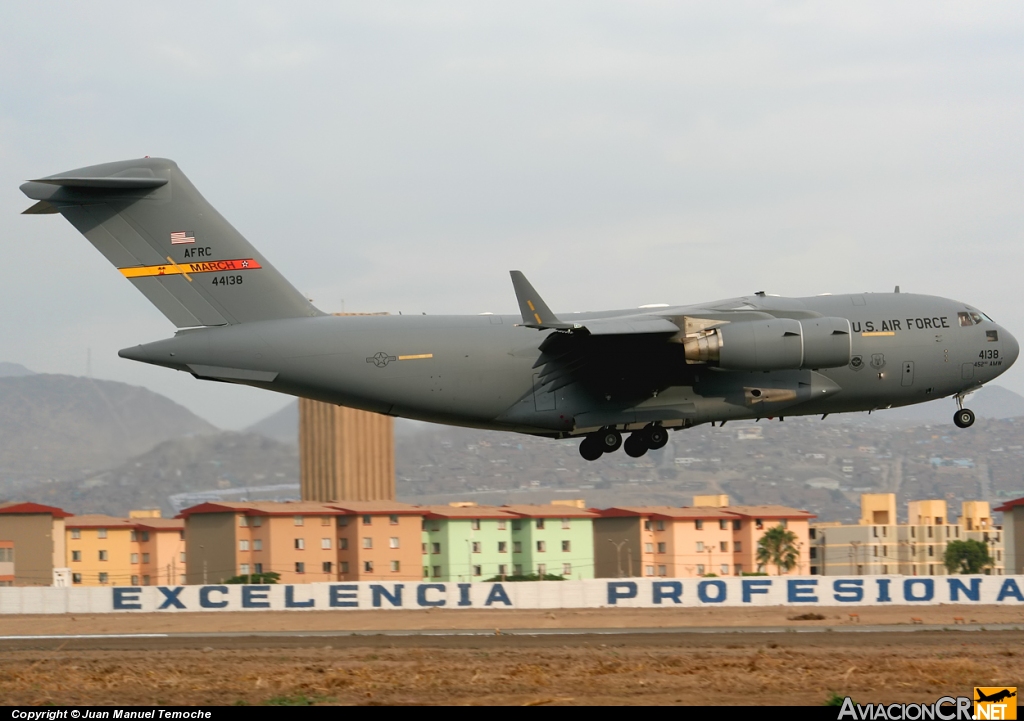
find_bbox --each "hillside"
[0,373,217,488]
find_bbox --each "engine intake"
[682,317,851,371]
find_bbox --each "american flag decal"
[170,231,196,245]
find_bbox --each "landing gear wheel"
[579,436,603,461]
[645,424,669,450]
[953,408,976,429]
[624,433,648,458]
[596,428,622,453]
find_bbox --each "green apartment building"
[421,504,598,581]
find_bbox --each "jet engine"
[682,317,852,371]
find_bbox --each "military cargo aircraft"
[20,158,1019,461]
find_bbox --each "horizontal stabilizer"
[28,175,168,189]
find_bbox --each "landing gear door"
[901,361,914,387]
[533,373,556,411]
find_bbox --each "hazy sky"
[3,2,1024,428]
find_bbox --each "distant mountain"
[878,385,1024,425]
[0,374,217,484]
[29,431,299,517]
[0,362,34,377]
[246,400,298,444]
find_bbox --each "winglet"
[510,271,575,330]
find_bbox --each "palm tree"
[756,525,800,575]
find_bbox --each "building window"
[362,537,373,549]
[72,573,82,584]
[735,564,743,575]
[363,515,372,526]
[498,564,508,575]
[755,519,764,530]
[873,526,878,538]
[654,520,664,531]
[513,541,522,553]
[779,519,787,529]
[562,518,571,530]
[536,519,545,530]
[719,520,728,530]
[364,561,374,573]
[562,540,571,552]
[537,541,546,552]
[471,519,481,531]
[131,552,140,564]
[733,520,741,531]
[432,566,441,577]
[391,561,401,572]
[497,520,507,531]
[295,562,305,573]
[72,550,82,562]
[473,565,482,576]
[97,529,108,539]
[695,520,703,530]
[928,546,934,557]
[498,541,507,553]
[882,565,889,574]
[98,572,108,584]
[696,564,705,575]
[240,564,250,575]
[645,543,654,553]
[254,563,263,574]
[720,541,728,552]
[514,564,523,575]
[696,541,704,552]
[253,540,262,552]
[340,538,348,550]
[563,563,572,576]
[131,530,138,542]
[657,542,666,554]
[658,565,667,576]
[321,538,332,550]
[321,516,331,526]
[294,516,304,526]
[431,542,440,554]
[645,565,655,576]
[252,517,262,527]
[472,541,481,553]
[339,516,349,527]
[389,515,399,526]
[131,575,139,585]
[512,520,522,531]
[390,537,400,549]
[180,552,186,563]
[140,531,149,542]
[810,547,817,560]
[720,564,729,575]
[537,564,547,575]
[71,529,81,539]
[239,516,249,528]
[644,520,652,531]
[927,526,933,538]
[239,540,249,552]
[98,550,108,561]
[735,541,742,552]
[323,561,333,573]
[142,553,150,564]
[340,562,349,574]
[295,538,305,550]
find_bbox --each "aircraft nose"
[1003,327,1020,368]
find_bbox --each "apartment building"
[593,498,814,578]
[501,504,597,580]
[810,495,1005,576]
[994,495,1024,575]
[0,502,70,586]
[66,511,185,586]
[180,500,423,584]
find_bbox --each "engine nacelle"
[682,317,852,371]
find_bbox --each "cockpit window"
[970,313,984,325]
[987,330,999,342]
[982,312,995,322]
[958,312,973,327]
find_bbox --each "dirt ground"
[2,607,1023,705]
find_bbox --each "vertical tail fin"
[20,157,322,327]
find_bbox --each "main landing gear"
[579,424,667,461]
[953,395,976,429]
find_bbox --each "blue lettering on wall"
[607,581,637,605]
[242,585,271,609]
[697,580,726,603]
[997,578,1024,602]
[371,584,404,608]
[742,579,771,603]
[329,584,358,608]
[652,581,682,604]
[457,583,472,607]
[112,587,142,610]
[157,586,186,610]
[285,585,314,608]
[904,578,934,602]
[947,578,981,602]
[417,584,446,607]
[832,579,864,603]
[199,586,229,609]
[485,583,512,607]
[876,578,892,603]
[787,579,818,603]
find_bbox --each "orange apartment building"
[594,498,814,578]
[180,500,424,584]
[66,510,185,586]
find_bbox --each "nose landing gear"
[953,394,976,429]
